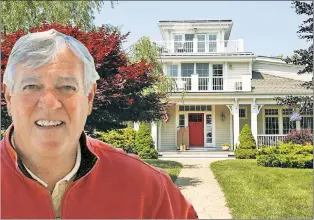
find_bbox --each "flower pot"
[222,146,229,151]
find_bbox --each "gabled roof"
[251,72,311,94]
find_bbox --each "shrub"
[138,147,158,159]
[238,124,256,149]
[257,153,313,169]
[235,149,257,159]
[94,127,137,154]
[282,129,313,145]
[256,146,278,156]
[256,142,313,169]
[135,123,158,159]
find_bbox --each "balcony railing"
[153,39,243,54]
[169,75,246,92]
[257,135,287,148]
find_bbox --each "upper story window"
[167,64,178,77]
[213,64,223,77]
[208,34,217,52]
[196,63,209,77]
[181,63,194,77]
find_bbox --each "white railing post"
[233,99,240,149]
[193,38,197,53]
[251,99,258,148]
[191,74,198,92]
[238,38,244,52]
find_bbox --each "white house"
[148,20,312,151]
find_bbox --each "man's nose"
[37,89,62,110]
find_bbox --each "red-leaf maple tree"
[1,22,169,132]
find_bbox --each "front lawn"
[210,159,312,219]
[144,159,183,182]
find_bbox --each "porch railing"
[257,135,287,148]
[153,39,243,54]
[169,75,247,92]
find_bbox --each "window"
[197,35,206,52]
[196,63,209,77]
[301,109,313,132]
[197,63,209,91]
[265,109,279,134]
[184,34,194,53]
[167,64,178,77]
[174,34,183,52]
[179,105,211,111]
[188,114,202,122]
[282,109,296,134]
[212,64,223,90]
[239,108,247,119]
[208,34,217,52]
[179,115,185,127]
[181,63,194,77]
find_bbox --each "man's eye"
[23,85,38,90]
[61,86,76,91]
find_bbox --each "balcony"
[153,39,243,54]
[169,74,251,92]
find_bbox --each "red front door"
[188,113,204,147]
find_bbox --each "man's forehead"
[18,74,80,82]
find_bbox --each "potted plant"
[222,143,231,151]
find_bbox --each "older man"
[1,29,198,219]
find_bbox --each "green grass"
[144,159,183,182]
[210,159,313,219]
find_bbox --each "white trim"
[230,108,233,147]
[175,104,179,148]
[158,123,161,151]
[212,105,216,148]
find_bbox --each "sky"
[94,1,310,57]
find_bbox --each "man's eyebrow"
[19,76,41,85]
[56,76,79,86]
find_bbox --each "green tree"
[238,124,256,149]
[129,36,174,95]
[1,1,114,33]
[276,1,313,112]
[134,123,158,159]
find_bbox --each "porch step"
[158,151,234,158]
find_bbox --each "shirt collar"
[10,132,81,188]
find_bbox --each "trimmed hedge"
[94,127,137,154]
[257,142,313,169]
[234,149,258,159]
[235,124,257,159]
[135,123,158,159]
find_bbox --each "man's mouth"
[35,120,65,127]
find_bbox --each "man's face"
[5,47,96,156]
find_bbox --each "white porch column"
[233,99,240,148]
[251,99,258,147]
[134,122,140,131]
[151,121,158,150]
[191,73,198,92]
[296,121,301,131]
[193,38,197,53]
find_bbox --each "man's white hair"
[3,29,100,95]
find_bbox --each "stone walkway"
[170,158,233,219]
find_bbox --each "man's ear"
[3,85,12,116]
[87,84,97,116]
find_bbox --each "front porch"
[151,99,313,152]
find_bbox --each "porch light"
[220,112,226,121]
